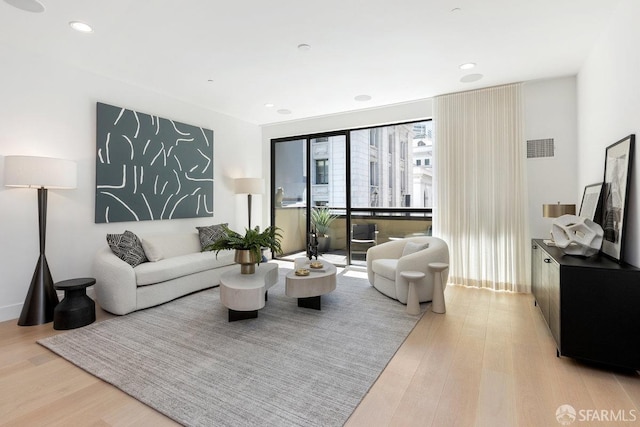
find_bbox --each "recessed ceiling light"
[354,94,372,102]
[264,103,275,108]
[459,62,476,70]
[207,79,214,83]
[451,7,462,13]
[297,43,311,51]
[460,74,483,83]
[69,21,93,33]
[3,0,45,13]
[277,109,292,115]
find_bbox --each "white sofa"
[366,236,449,304]
[93,232,236,315]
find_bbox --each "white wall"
[523,77,579,239]
[0,46,262,322]
[577,0,640,267]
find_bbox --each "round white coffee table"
[220,263,278,321]
[285,258,336,310]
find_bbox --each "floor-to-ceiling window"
[271,120,432,266]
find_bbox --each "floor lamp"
[4,156,77,326]
[234,178,264,229]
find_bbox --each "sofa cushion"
[106,230,148,267]
[134,250,235,286]
[140,233,201,262]
[371,258,398,281]
[196,223,228,250]
[402,241,429,257]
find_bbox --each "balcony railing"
[275,206,433,266]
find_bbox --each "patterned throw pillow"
[196,223,228,250]
[106,230,148,267]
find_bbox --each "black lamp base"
[17,254,59,326]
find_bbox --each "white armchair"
[366,236,449,304]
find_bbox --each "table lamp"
[234,178,264,229]
[4,155,77,326]
[542,202,576,246]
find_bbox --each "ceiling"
[1,0,621,125]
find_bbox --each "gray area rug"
[39,267,425,426]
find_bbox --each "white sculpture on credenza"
[551,214,604,257]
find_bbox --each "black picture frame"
[578,182,603,223]
[600,134,635,262]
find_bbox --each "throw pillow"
[402,241,429,257]
[196,223,228,250]
[106,230,148,267]
[141,238,163,262]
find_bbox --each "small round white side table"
[429,262,449,314]
[220,263,278,321]
[400,271,425,315]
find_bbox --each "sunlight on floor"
[340,266,368,280]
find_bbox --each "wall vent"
[527,138,554,158]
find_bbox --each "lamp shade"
[234,177,263,195]
[4,156,76,189]
[543,203,576,218]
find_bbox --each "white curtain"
[433,84,530,292]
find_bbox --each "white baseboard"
[0,289,96,323]
[0,303,22,323]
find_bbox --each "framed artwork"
[578,182,603,222]
[95,102,214,223]
[600,134,635,262]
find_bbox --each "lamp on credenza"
[4,156,77,326]
[542,202,576,246]
[234,177,264,229]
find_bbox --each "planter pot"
[317,236,330,253]
[234,249,259,274]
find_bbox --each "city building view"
[309,121,433,209]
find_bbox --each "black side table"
[53,278,96,330]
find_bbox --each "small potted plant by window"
[310,207,338,253]
[204,225,282,274]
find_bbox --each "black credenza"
[531,239,640,370]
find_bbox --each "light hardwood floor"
[1,285,638,426]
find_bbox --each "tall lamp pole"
[234,178,264,229]
[4,156,77,326]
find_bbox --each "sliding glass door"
[309,135,347,264]
[271,120,433,266]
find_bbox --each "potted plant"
[204,224,283,274]
[310,207,338,253]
